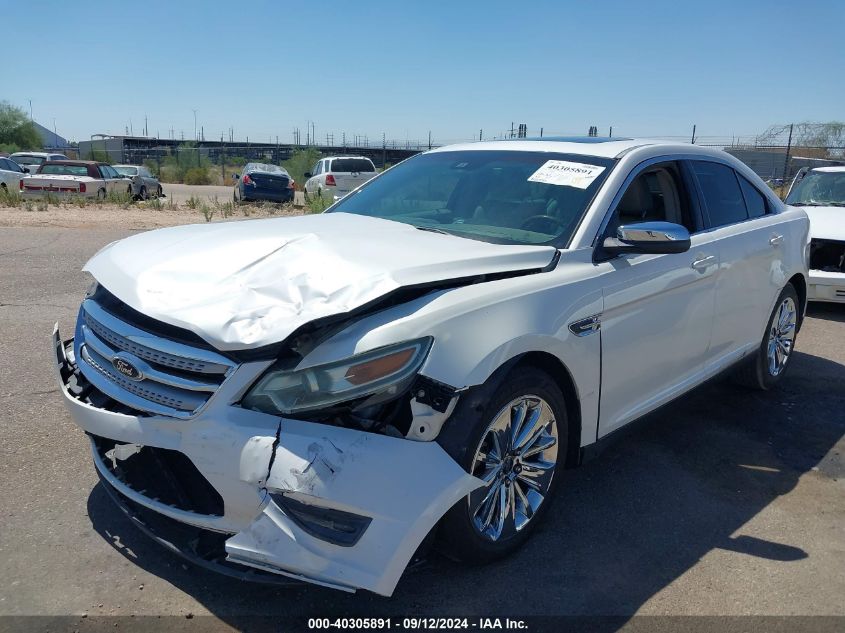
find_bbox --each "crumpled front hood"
[795,206,845,241]
[85,213,557,350]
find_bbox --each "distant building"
[32,121,71,151]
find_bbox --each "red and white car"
[21,160,132,199]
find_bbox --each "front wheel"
[437,366,567,563]
[139,185,147,200]
[734,283,800,390]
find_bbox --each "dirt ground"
[0,199,304,231]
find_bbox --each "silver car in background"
[114,164,162,200]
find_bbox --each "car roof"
[427,137,689,159]
[324,156,373,161]
[113,164,140,168]
[810,166,845,173]
[42,160,107,166]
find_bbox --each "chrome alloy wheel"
[767,296,797,377]
[467,396,559,542]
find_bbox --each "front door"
[597,160,719,436]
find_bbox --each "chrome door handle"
[770,234,784,246]
[691,255,716,271]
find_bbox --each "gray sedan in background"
[114,164,163,199]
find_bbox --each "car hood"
[794,206,845,241]
[85,212,557,350]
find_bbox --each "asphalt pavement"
[0,226,843,627]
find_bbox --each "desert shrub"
[283,148,322,189]
[184,167,212,185]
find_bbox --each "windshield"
[786,170,845,207]
[329,150,614,245]
[12,155,44,165]
[246,163,285,174]
[114,166,138,176]
[40,164,89,176]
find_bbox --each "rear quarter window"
[737,175,768,218]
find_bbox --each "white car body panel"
[804,206,845,302]
[84,212,557,350]
[21,174,104,197]
[54,138,811,596]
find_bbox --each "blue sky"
[3,0,843,145]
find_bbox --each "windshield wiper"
[413,225,452,235]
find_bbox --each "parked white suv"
[785,166,845,302]
[53,138,809,596]
[304,155,377,201]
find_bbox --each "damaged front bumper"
[808,270,845,303]
[53,325,481,596]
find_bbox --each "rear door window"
[691,161,748,228]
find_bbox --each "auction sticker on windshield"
[528,160,606,189]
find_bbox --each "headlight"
[242,338,432,415]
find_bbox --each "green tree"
[0,101,41,152]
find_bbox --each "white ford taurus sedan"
[53,138,809,596]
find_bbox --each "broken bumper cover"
[808,270,845,303]
[53,325,481,596]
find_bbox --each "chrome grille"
[74,299,235,418]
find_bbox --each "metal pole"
[609,126,612,138]
[192,109,198,141]
[540,127,543,138]
[691,124,696,144]
[783,123,794,182]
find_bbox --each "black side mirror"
[601,221,691,255]
[23,167,30,173]
[304,172,312,178]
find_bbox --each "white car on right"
[304,155,377,201]
[786,166,845,303]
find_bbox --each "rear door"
[690,160,786,366]
[597,159,719,435]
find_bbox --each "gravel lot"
[0,219,843,627]
[0,184,306,230]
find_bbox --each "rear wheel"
[437,366,566,563]
[139,185,147,200]
[156,185,162,198]
[97,189,106,200]
[734,283,799,390]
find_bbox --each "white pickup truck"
[22,160,131,199]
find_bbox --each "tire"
[437,366,567,563]
[303,189,310,202]
[733,283,800,390]
[139,186,147,201]
[97,189,106,200]
[157,186,163,198]
[126,185,132,196]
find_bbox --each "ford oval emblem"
[112,356,144,381]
